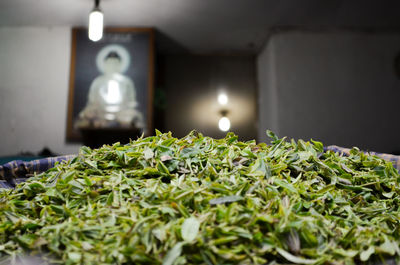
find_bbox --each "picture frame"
[66,27,154,142]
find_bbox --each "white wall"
[258,31,400,153]
[0,27,81,156]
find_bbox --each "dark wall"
[156,54,257,140]
[258,31,400,154]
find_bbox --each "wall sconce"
[218,110,231,132]
[217,92,230,131]
[88,0,104,42]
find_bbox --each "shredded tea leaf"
[1,130,400,264]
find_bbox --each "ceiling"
[1,0,400,53]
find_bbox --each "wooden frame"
[66,27,154,142]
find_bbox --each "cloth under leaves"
[0,155,76,188]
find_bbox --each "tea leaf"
[360,246,375,261]
[1,130,400,264]
[181,217,200,243]
[276,247,318,264]
[209,195,243,205]
[162,242,184,265]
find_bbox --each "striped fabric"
[325,145,400,171]
[0,178,29,189]
[0,155,76,188]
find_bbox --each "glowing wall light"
[217,92,230,131]
[217,93,228,105]
[218,116,231,132]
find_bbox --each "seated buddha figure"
[76,51,144,129]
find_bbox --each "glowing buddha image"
[75,44,144,129]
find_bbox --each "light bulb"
[88,9,103,42]
[218,117,231,132]
[217,93,228,105]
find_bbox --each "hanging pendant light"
[88,0,104,42]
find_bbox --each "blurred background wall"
[160,54,257,140]
[258,30,400,153]
[0,27,81,156]
[1,1,400,156]
[2,27,400,155]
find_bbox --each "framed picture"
[66,27,154,142]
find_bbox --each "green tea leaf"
[209,195,243,205]
[181,217,200,242]
[144,148,154,160]
[162,242,184,265]
[276,248,318,264]
[360,246,375,261]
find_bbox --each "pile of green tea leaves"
[1,131,400,265]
